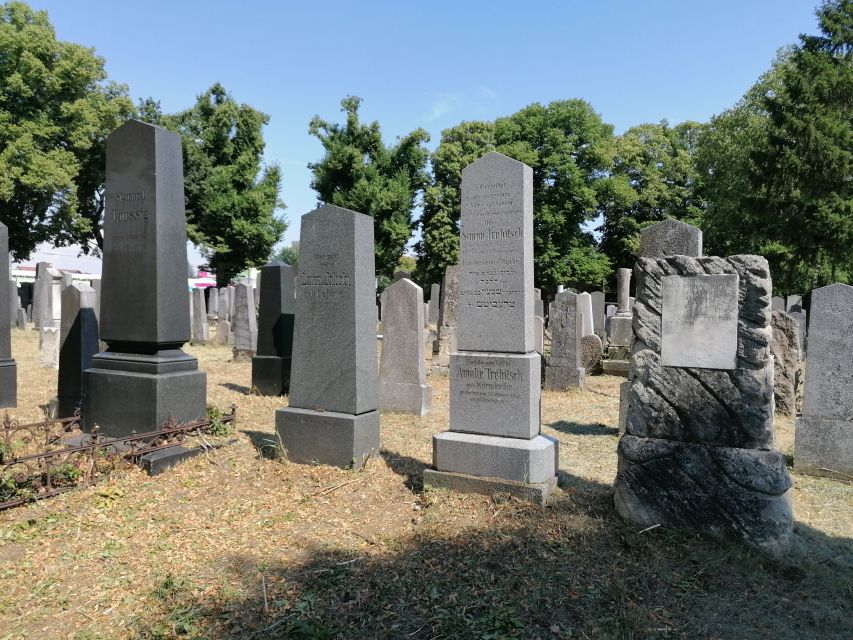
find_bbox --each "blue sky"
[30,0,820,252]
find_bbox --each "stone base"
[379,381,432,416]
[543,365,584,391]
[0,358,17,408]
[82,350,207,438]
[251,355,292,396]
[422,468,558,507]
[602,359,629,377]
[614,435,793,555]
[795,416,853,478]
[140,445,203,476]
[275,407,380,468]
[432,431,558,485]
[608,315,633,347]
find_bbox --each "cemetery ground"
[0,331,850,640]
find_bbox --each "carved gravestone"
[608,268,633,346]
[191,288,209,344]
[425,152,557,504]
[578,292,594,337]
[544,292,584,390]
[232,283,257,358]
[57,284,99,417]
[432,265,459,369]
[0,223,16,407]
[379,278,432,415]
[428,283,440,324]
[208,287,219,318]
[639,218,703,258]
[771,310,800,416]
[83,120,206,437]
[275,205,380,467]
[591,291,605,336]
[614,255,793,554]
[795,284,853,477]
[32,262,50,328]
[581,334,603,375]
[252,261,295,396]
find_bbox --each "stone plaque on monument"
[457,152,534,353]
[661,274,738,369]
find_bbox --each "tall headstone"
[82,120,206,437]
[578,292,594,337]
[57,285,99,417]
[544,292,584,390]
[275,205,380,467]
[425,152,557,504]
[219,287,231,321]
[15,308,26,330]
[534,288,544,319]
[9,280,19,326]
[232,283,257,357]
[379,278,432,415]
[32,262,50,328]
[428,283,440,324]
[639,218,703,258]
[614,254,793,554]
[0,224,16,406]
[795,284,853,478]
[591,291,605,336]
[252,261,295,396]
[608,268,633,346]
[208,287,219,318]
[432,265,459,369]
[771,310,800,416]
[227,285,236,321]
[191,288,209,344]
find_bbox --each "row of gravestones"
[0,120,849,557]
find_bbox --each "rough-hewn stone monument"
[771,310,800,416]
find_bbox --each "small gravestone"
[219,287,230,321]
[227,285,236,321]
[15,308,27,330]
[788,305,807,355]
[578,292,594,337]
[379,278,432,415]
[615,254,792,554]
[252,261,295,396]
[608,268,633,346]
[232,283,257,359]
[426,152,557,504]
[275,204,380,467]
[215,319,231,345]
[544,291,584,390]
[534,315,544,354]
[57,284,98,417]
[32,262,50,328]
[9,280,19,326]
[208,287,219,318]
[40,327,60,369]
[191,288,209,344]
[428,283,440,324]
[432,265,459,370]
[581,334,603,375]
[591,291,605,336]
[786,294,803,314]
[771,310,800,416]
[639,218,703,258]
[0,224,16,406]
[772,296,785,312]
[393,269,411,282]
[83,120,206,437]
[795,284,853,477]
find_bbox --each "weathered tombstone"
[208,287,219,318]
[0,224,16,406]
[232,283,257,358]
[534,288,544,318]
[772,296,785,312]
[544,292,584,390]
[215,319,231,345]
[795,284,853,477]
[227,285,236,321]
[608,268,633,346]
[581,334,603,375]
[534,315,544,354]
[32,262,50,328]
[578,292,594,337]
[275,204,380,466]
[786,294,803,314]
[379,278,432,415]
[393,269,411,282]
[15,308,27,330]
[606,304,616,318]
[9,280,19,325]
[82,120,206,437]
[432,265,459,369]
[252,261,295,396]
[425,152,557,504]
[191,288,209,344]
[56,284,99,417]
[91,279,102,323]
[639,218,703,258]
[771,310,800,416]
[40,327,60,369]
[428,283,440,324]
[26,304,32,322]
[788,305,808,355]
[614,254,793,553]
[591,291,605,336]
[219,287,230,321]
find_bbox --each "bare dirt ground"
[0,328,850,640]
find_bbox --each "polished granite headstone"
[57,284,98,417]
[252,261,295,395]
[83,120,206,437]
[0,223,16,407]
[275,205,379,467]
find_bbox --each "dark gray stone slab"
[639,218,703,258]
[287,204,377,415]
[457,152,534,353]
[661,274,739,369]
[379,278,431,415]
[252,355,290,396]
[57,284,98,418]
[252,261,295,396]
[796,283,853,476]
[614,435,793,555]
[449,352,540,439]
[771,310,800,416]
[0,224,14,407]
[99,120,190,349]
[140,445,203,476]
[275,407,380,467]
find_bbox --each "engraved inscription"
[299,253,351,303]
[455,358,524,407]
[661,274,739,369]
[109,188,149,246]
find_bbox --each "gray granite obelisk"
[57,284,99,417]
[82,119,206,436]
[252,261,295,396]
[425,152,557,504]
[0,223,16,407]
[275,204,380,467]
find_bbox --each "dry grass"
[0,328,850,640]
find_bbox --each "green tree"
[308,96,430,280]
[598,121,704,271]
[273,240,299,265]
[0,1,134,258]
[159,84,285,287]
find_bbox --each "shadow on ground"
[219,382,253,394]
[380,449,429,492]
[131,471,853,640]
[550,420,620,437]
[241,429,281,459]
